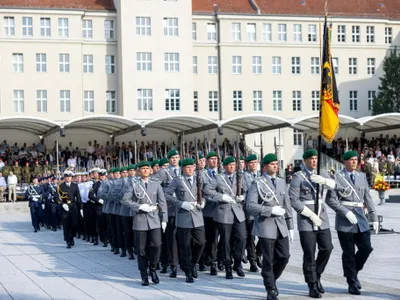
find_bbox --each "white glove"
[221,194,234,203]
[300,206,322,227]
[139,204,152,213]
[373,221,379,234]
[98,199,104,205]
[32,196,39,202]
[62,204,69,212]
[150,205,158,212]
[310,174,335,189]
[196,201,206,209]
[181,201,194,211]
[289,229,294,243]
[345,211,358,225]
[42,204,45,210]
[162,222,167,233]
[80,209,84,218]
[235,195,245,203]
[271,206,286,216]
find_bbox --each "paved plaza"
[0,191,399,300]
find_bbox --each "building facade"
[0,0,399,165]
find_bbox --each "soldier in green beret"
[151,160,160,174]
[159,158,169,169]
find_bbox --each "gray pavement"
[0,191,400,300]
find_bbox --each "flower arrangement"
[373,174,390,191]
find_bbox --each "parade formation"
[24,147,379,300]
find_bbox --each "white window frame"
[252,56,261,74]
[233,90,242,112]
[4,16,15,36]
[368,90,376,111]
[104,20,115,39]
[209,91,218,112]
[136,17,151,36]
[272,56,282,74]
[22,17,33,37]
[292,90,302,111]
[349,57,357,75]
[12,53,24,72]
[366,26,375,43]
[312,90,320,111]
[82,20,93,39]
[59,54,70,72]
[36,53,46,72]
[293,130,302,146]
[165,89,180,111]
[36,90,47,113]
[308,24,317,42]
[137,89,153,111]
[311,57,320,75]
[164,53,179,72]
[193,91,198,112]
[105,55,116,74]
[273,90,282,111]
[352,25,360,42]
[232,22,241,41]
[232,56,242,74]
[262,23,272,42]
[293,24,302,42]
[137,52,152,71]
[207,23,217,41]
[337,25,346,42]
[40,17,51,37]
[106,91,116,113]
[84,90,95,113]
[60,90,70,113]
[349,91,358,111]
[278,24,287,41]
[333,57,339,74]
[163,17,178,36]
[291,57,301,75]
[247,23,256,41]
[13,90,24,113]
[83,54,94,73]
[385,27,392,44]
[193,56,198,74]
[58,18,69,37]
[208,56,217,74]
[367,58,376,75]
[192,22,197,40]
[253,90,262,112]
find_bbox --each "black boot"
[128,250,135,260]
[110,245,115,252]
[140,271,149,286]
[90,237,95,243]
[308,283,322,298]
[192,265,198,279]
[114,248,120,255]
[347,278,361,295]
[225,266,233,279]
[185,269,194,283]
[198,262,206,272]
[236,265,245,277]
[316,278,325,294]
[149,268,159,284]
[82,235,86,240]
[103,242,108,248]
[242,255,248,264]
[267,290,279,300]
[52,227,56,232]
[160,265,168,274]
[218,261,225,271]
[66,242,72,249]
[34,228,38,233]
[256,255,262,268]
[249,261,259,272]
[169,266,177,278]
[210,263,218,275]
[77,234,81,239]
[120,249,127,257]
[86,236,91,242]
[93,237,99,246]
[71,239,75,247]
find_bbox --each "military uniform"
[12,164,22,183]
[25,180,44,232]
[22,165,31,183]
[46,178,61,231]
[89,178,107,245]
[109,169,126,255]
[99,171,114,247]
[33,164,43,178]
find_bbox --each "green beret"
[127,164,135,171]
[113,167,121,173]
[120,166,128,172]
[302,149,318,159]
[262,153,277,165]
[223,156,236,166]
[240,156,245,161]
[245,154,257,163]
[206,151,218,159]
[137,161,151,168]
[178,160,182,167]
[159,158,169,166]
[198,154,204,159]
[108,167,115,173]
[182,158,195,167]
[343,150,358,161]
[167,149,179,159]
[151,160,160,167]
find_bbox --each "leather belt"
[303,200,324,205]
[340,201,364,208]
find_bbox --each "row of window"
[194,22,394,44]
[11,53,116,74]
[10,90,117,113]
[2,16,115,39]
[192,90,377,113]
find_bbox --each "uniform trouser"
[166,216,179,267]
[122,216,134,251]
[30,205,41,229]
[217,219,246,267]
[107,214,116,248]
[337,229,373,282]
[246,219,257,263]
[299,229,333,283]
[77,206,84,235]
[83,203,91,237]
[259,236,290,291]
[61,204,78,243]
[177,226,206,272]
[160,229,168,266]
[135,228,162,271]
[49,203,60,229]
[203,217,219,264]
[116,215,126,250]
[92,206,107,242]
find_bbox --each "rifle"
[234,137,242,196]
[216,134,222,173]
[134,140,138,164]
[242,134,248,158]
[260,133,264,159]
[194,137,202,205]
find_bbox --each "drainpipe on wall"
[214,4,223,121]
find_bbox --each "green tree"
[372,49,400,115]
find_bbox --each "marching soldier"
[99,168,115,248]
[165,158,206,283]
[57,171,82,248]
[289,149,336,298]
[242,153,260,272]
[246,154,293,300]
[151,160,160,174]
[78,172,91,241]
[121,161,167,286]
[22,161,31,183]
[25,176,44,232]
[203,156,247,279]
[159,158,169,169]
[46,176,60,231]
[89,169,107,246]
[325,150,378,295]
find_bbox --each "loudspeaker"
[217,127,223,136]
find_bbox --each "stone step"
[0,201,30,213]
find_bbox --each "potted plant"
[373,174,390,205]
